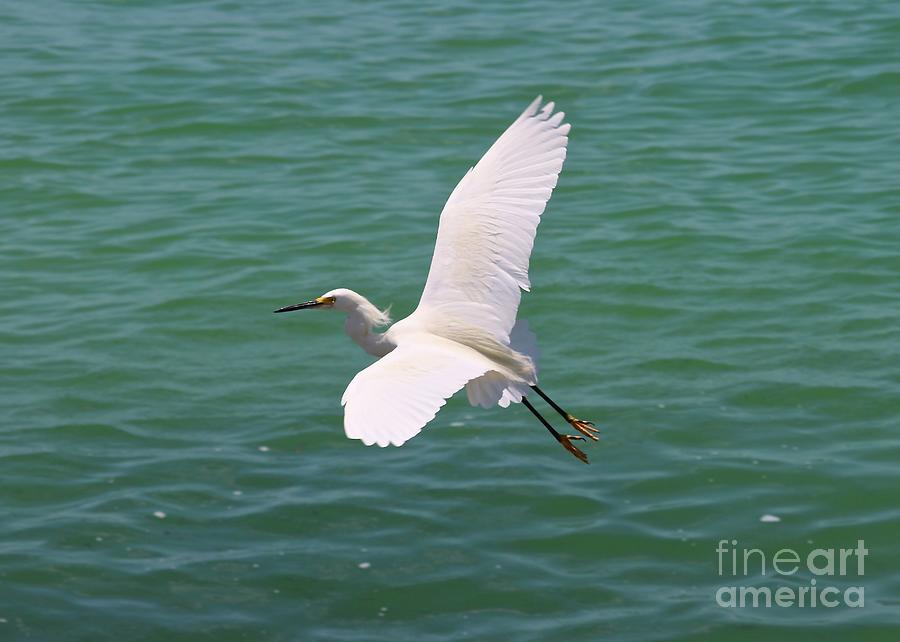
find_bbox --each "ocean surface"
[2,1,899,640]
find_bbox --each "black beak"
[273,299,322,313]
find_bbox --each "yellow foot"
[559,435,589,464]
[567,415,600,441]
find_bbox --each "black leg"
[522,396,561,440]
[522,396,589,464]
[530,385,600,441]
[530,385,569,419]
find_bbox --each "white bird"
[276,96,597,463]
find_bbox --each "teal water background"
[2,1,899,640]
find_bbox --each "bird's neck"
[344,311,394,357]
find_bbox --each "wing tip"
[521,96,570,134]
[345,427,418,448]
[525,95,543,116]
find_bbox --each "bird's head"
[273,289,344,313]
[274,288,389,323]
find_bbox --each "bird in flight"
[276,96,597,463]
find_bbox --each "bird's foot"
[558,434,589,464]
[567,415,599,441]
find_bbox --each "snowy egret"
[276,97,597,463]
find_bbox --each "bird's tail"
[464,319,540,409]
[508,319,540,375]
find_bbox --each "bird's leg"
[521,396,589,464]
[530,385,599,441]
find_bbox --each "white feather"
[342,336,496,446]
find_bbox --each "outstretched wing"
[341,338,492,447]
[414,96,570,342]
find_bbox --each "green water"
[2,1,899,640]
